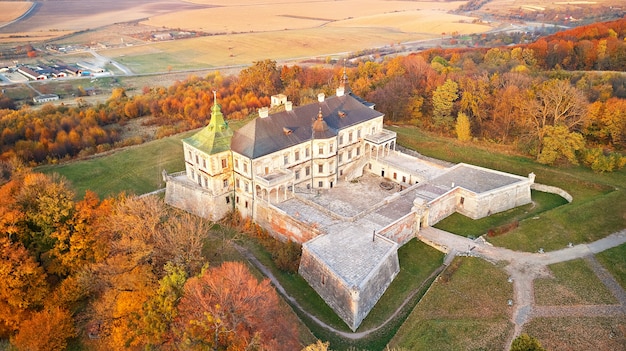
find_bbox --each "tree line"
[1,19,625,171]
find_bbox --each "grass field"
[522,316,626,351]
[534,259,617,305]
[102,26,422,74]
[597,244,626,292]
[37,131,190,199]
[388,257,513,350]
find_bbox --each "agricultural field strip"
[0,1,32,24]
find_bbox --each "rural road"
[236,227,626,348]
[89,50,133,76]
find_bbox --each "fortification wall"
[353,248,400,330]
[428,192,458,225]
[378,212,418,245]
[164,178,230,221]
[253,201,321,244]
[298,248,355,329]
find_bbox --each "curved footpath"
[235,228,626,347]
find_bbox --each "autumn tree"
[455,112,472,142]
[238,59,281,96]
[537,125,585,165]
[49,190,113,275]
[0,237,49,337]
[432,78,459,132]
[522,79,588,157]
[510,333,545,351]
[14,172,74,264]
[176,261,299,351]
[140,263,188,349]
[11,307,76,351]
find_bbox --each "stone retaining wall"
[531,183,573,203]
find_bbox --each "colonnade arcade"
[364,129,397,160]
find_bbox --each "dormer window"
[338,111,346,118]
[283,127,293,135]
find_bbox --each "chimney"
[336,86,345,97]
[285,101,293,111]
[318,93,325,102]
[259,107,269,118]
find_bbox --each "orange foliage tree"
[176,261,300,351]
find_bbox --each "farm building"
[33,94,59,104]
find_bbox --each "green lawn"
[534,259,617,305]
[597,243,626,291]
[434,190,569,238]
[37,131,191,199]
[388,257,514,351]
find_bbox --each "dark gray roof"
[231,94,383,159]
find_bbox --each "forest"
[1,17,626,351]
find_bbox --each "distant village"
[0,60,108,104]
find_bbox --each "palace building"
[163,78,535,331]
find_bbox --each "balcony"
[364,129,396,145]
[255,168,294,188]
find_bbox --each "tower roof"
[183,92,233,155]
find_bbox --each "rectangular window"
[204,177,208,187]
[195,155,199,164]
[245,201,249,209]
[236,179,240,188]
[188,150,192,160]
[202,159,206,168]
[223,179,228,188]
[245,182,249,192]
[305,147,310,157]
[402,176,406,183]
[221,159,227,168]
[226,196,230,204]
[236,196,240,203]
[318,181,323,188]
[393,172,397,180]
[295,150,300,161]
[338,153,343,163]
[356,147,360,156]
[357,129,361,138]
[243,163,248,173]
[339,135,344,145]
[348,150,352,159]
[284,155,288,165]
[305,166,310,176]
[460,197,465,205]
[295,171,300,180]
[349,132,353,143]
[318,145,323,155]
[235,159,239,169]
[318,164,323,173]
[330,143,334,153]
